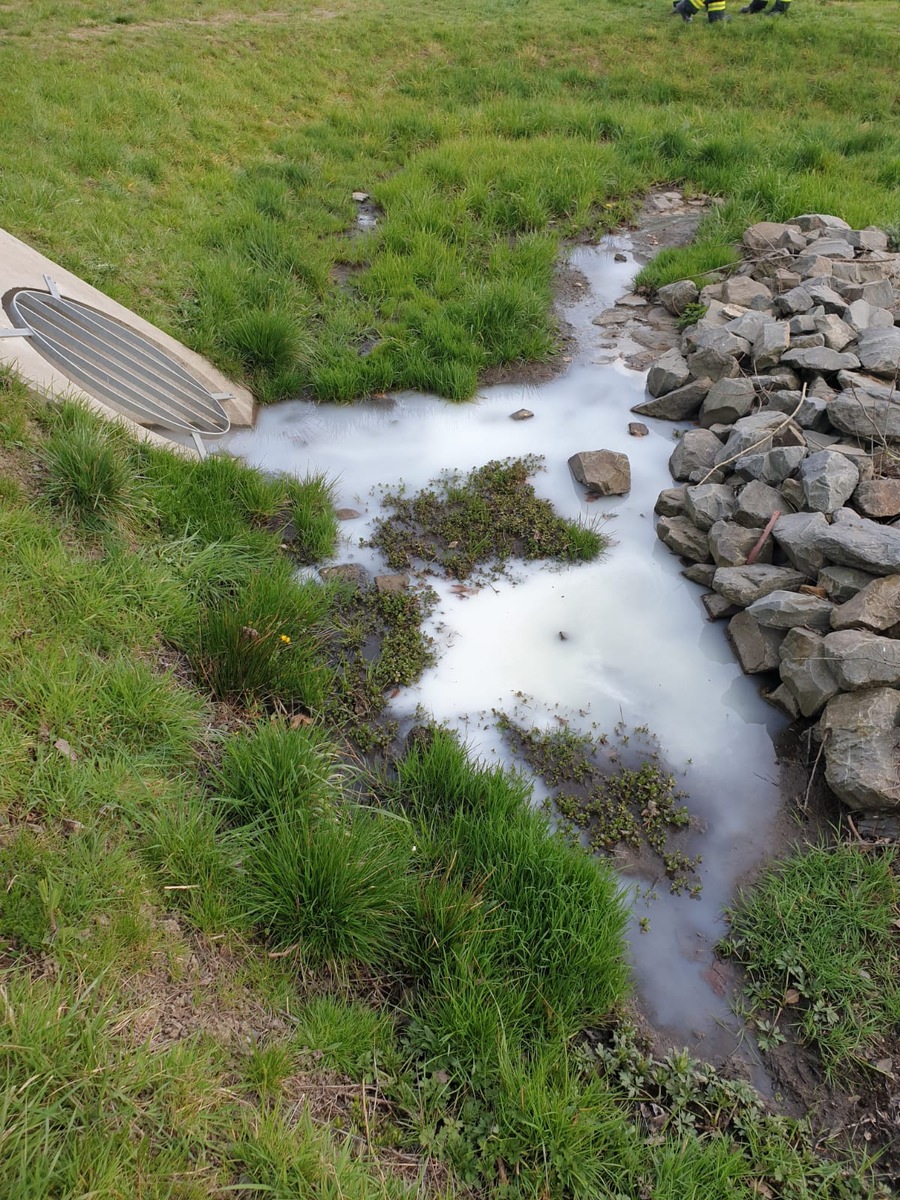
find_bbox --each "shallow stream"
[226,236,787,1077]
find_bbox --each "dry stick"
[801,730,828,816]
[746,510,781,566]
[696,384,808,487]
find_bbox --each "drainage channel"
[225,235,786,1086]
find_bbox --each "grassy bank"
[0,1,897,401]
[0,372,889,1197]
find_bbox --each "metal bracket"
[191,431,208,459]
[43,275,62,299]
[0,328,35,338]
[211,392,234,401]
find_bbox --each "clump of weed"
[722,844,900,1074]
[500,717,700,894]
[369,456,605,580]
[41,406,143,531]
[675,301,708,332]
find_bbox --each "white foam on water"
[225,239,786,1066]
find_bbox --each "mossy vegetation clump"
[370,456,604,579]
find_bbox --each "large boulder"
[815,517,900,576]
[669,429,723,483]
[712,564,807,606]
[656,516,711,563]
[778,628,840,718]
[830,574,900,633]
[773,511,830,578]
[818,688,900,812]
[727,612,785,674]
[747,590,834,632]
[823,629,900,689]
[569,450,631,496]
[798,450,860,514]
[646,349,691,398]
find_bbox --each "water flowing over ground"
[226,237,787,1076]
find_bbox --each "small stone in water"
[510,408,534,421]
[336,507,362,520]
[351,191,369,202]
[628,422,649,438]
[614,252,627,262]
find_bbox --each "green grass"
[0,2,896,402]
[724,844,900,1074]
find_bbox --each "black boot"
[767,0,790,11]
[741,0,768,12]
[708,10,726,20]
[672,0,696,20]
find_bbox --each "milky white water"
[226,237,787,1071]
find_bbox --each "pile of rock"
[643,213,900,815]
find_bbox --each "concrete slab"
[0,228,255,454]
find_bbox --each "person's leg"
[707,0,727,21]
[740,0,769,13]
[672,0,704,21]
[767,0,791,12]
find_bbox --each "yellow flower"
[279,634,291,645]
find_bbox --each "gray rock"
[765,682,801,719]
[779,628,840,718]
[682,563,717,587]
[725,310,771,343]
[763,389,829,431]
[854,326,900,378]
[789,313,818,335]
[374,573,410,593]
[816,518,900,576]
[646,348,691,398]
[869,307,897,329]
[734,446,807,486]
[789,214,852,234]
[733,480,789,528]
[702,592,740,621]
[844,279,895,309]
[853,479,900,520]
[669,429,723,483]
[657,279,699,316]
[819,565,878,603]
[824,443,875,481]
[632,378,710,420]
[655,486,688,517]
[815,313,856,351]
[744,221,807,254]
[656,516,711,563]
[798,450,860,514]
[722,275,773,309]
[780,347,861,373]
[777,286,814,316]
[823,629,900,690]
[791,333,826,351]
[746,589,834,632]
[845,298,874,332]
[320,563,371,589]
[750,368,802,393]
[809,237,856,260]
[698,377,756,427]
[727,611,785,674]
[794,254,835,280]
[806,283,849,314]
[684,483,737,531]
[712,564,807,606]
[780,477,806,511]
[716,411,804,465]
[773,511,830,578]
[819,688,900,812]
[686,347,741,384]
[752,321,791,371]
[830,575,900,634]
[569,450,631,496]
[846,228,889,253]
[709,520,772,568]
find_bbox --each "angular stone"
[845,299,875,332]
[773,511,830,579]
[853,479,900,520]
[794,254,834,280]
[763,389,829,431]
[684,483,737,532]
[806,283,849,314]
[819,688,900,812]
[733,480,789,528]
[789,214,852,234]
[816,518,900,576]
[646,348,691,398]
[798,450,860,514]
[747,590,834,632]
[815,313,855,351]
[830,575,900,634]
[682,563,717,587]
[725,310,771,343]
[744,221,807,254]
[632,377,710,420]
[766,682,801,719]
[702,592,739,621]
[846,228,889,253]
[780,347,861,373]
[716,411,803,465]
[699,377,756,428]
[628,422,649,437]
[777,286,814,317]
[844,279,895,309]
[824,444,875,481]
[779,628,840,718]
[712,564,807,607]
[819,565,877,604]
[319,563,370,589]
[657,279,699,316]
[721,275,773,309]
[854,327,900,378]
[823,629,900,690]
[791,333,826,351]
[669,429,723,483]
[656,516,710,563]
[734,446,807,486]
[809,238,856,260]
[654,486,688,517]
[569,450,631,496]
[727,611,785,674]
[709,520,772,568]
[374,573,409,593]
[751,321,791,371]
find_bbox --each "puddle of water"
[225,238,786,1078]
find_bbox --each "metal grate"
[8,287,231,438]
